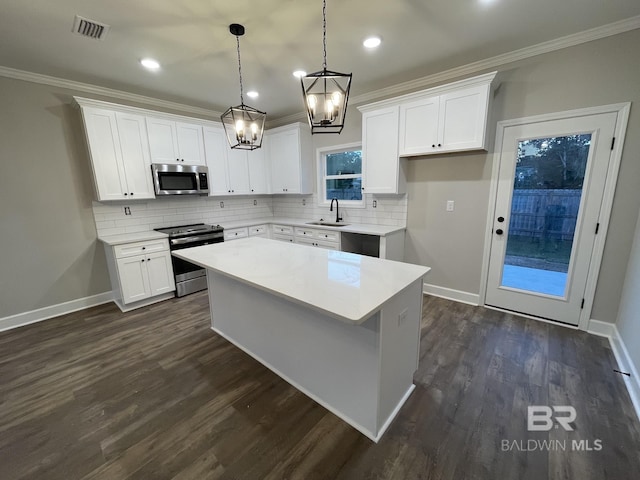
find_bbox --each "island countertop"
[172,237,430,324]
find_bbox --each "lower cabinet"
[295,227,341,250]
[271,224,295,243]
[248,224,269,238]
[224,227,249,241]
[104,238,175,311]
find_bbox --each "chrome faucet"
[330,198,342,223]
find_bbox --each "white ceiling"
[1,0,639,119]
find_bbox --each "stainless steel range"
[154,223,224,297]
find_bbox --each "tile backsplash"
[92,194,406,237]
[92,197,274,237]
[272,194,407,227]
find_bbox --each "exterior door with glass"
[485,112,617,325]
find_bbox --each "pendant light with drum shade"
[301,0,352,134]
[221,24,266,150]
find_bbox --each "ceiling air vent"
[72,15,110,40]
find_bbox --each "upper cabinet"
[359,72,497,193]
[146,117,206,165]
[78,104,155,201]
[399,83,491,156]
[203,126,271,196]
[268,123,313,194]
[361,106,405,195]
[75,97,297,201]
[203,125,230,196]
[247,139,270,194]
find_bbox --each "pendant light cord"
[322,0,327,70]
[236,35,244,105]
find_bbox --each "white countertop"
[173,237,430,324]
[98,231,168,246]
[221,217,405,236]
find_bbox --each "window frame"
[316,142,364,208]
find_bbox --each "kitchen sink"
[306,221,351,227]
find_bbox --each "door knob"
[496,229,504,235]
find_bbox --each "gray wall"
[0,76,220,319]
[0,77,111,318]
[616,205,640,378]
[404,29,640,323]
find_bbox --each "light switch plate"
[446,200,455,212]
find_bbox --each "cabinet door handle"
[142,247,146,250]
[130,192,134,196]
[438,143,442,147]
[141,259,145,262]
[432,144,436,148]
[496,229,504,235]
[124,192,128,196]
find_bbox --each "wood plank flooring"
[1,292,639,479]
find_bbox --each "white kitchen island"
[173,237,430,442]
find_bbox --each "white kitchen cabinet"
[224,227,249,241]
[226,149,252,194]
[147,117,206,165]
[248,142,270,194]
[117,255,150,304]
[269,123,313,194]
[116,250,174,304]
[294,227,341,250]
[203,126,230,195]
[271,224,295,243]
[248,224,269,238]
[79,105,155,201]
[359,71,497,185]
[203,126,270,196]
[398,96,440,156]
[361,106,406,194]
[398,83,491,156]
[103,237,175,311]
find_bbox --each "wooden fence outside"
[508,189,582,241]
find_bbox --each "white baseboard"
[0,292,113,332]
[588,319,640,423]
[422,283,480,306]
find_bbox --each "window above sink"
[317,142,364,208]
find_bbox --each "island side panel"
[376,278,424,434]
[206,270,382,440]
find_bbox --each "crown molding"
[0,65,222,118]
[1,15,638,120]
[351,15,640,107]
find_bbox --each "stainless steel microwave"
[151,164,209,196]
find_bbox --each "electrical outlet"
[124,207,131,216]
[446,200,455,212]
[220,201,224,208]
[373,200,377,208]
[302,198,306,206]
[398,308,408,327]
[253,199,257,206]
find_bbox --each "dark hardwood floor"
[1,292,639,480]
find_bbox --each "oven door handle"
[170,234,223,246]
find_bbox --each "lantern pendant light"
[301,0,352,134]
[221,24,266,150]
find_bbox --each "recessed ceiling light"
[140,58,160,71]
[246,91,259,99]
[363,36,381,49]
[293,70,307,78]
